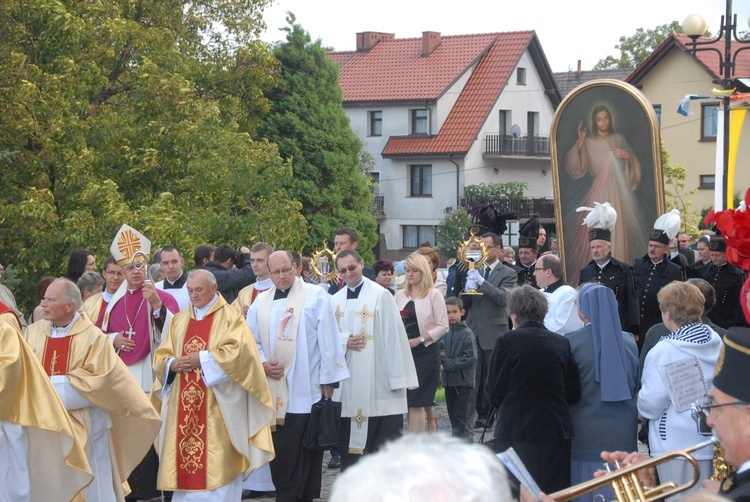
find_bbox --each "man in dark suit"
[463,232,518,430]
[703,235,747,329]
[328,226,376,296]
[486,285,581,493]
[633,227,684,350]
[579,227,639,333]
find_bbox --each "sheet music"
[660,356,708,413]
[497,447,542,501]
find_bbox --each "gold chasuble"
[0,318,92,501]
[151,295,275,492]
[25,316,162,501]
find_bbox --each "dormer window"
[412,109,429,134]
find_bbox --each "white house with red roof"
[329,30,561,258]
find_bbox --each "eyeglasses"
[338,264,360,275]
[270,266,293,277]
[692,399,747,418]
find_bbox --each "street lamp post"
[682,0,750,210]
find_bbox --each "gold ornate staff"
[457,231,488,296]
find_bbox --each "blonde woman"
[395,253,449,432]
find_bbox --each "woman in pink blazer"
[395,252,449,432]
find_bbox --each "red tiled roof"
[629,34,750,85]
[381,31,535,156]
[330,33,501,102]
[328,51,357,67]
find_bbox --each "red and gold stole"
[176,314,214,490]
[42,336,73,377]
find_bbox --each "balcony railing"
[483,133,550,157]
[373,194,385,218]
[463,196,555,220]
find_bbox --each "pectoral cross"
[49,350,60,376]
[125,327,136,339]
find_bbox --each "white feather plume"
[653,209,681,240]
[739,200,747,212]
[576,202,617,230]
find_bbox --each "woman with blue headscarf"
[565,283,639,501]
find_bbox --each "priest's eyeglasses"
[270,266,293,277]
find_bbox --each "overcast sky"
[259,0,750,73]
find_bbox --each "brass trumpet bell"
[549,438,717,502]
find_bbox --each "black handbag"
[302,398,342,451]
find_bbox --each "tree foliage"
[594,21,682,70]
[435,208,473,259]
[259,14,377,262]
[661,142,700,237]
[0,0,306,311]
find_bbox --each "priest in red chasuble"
[151,269,275,501]
[25,278,162,501]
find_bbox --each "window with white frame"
[409,164,432,196]
[411,109,429,134]
[403,225,436,249]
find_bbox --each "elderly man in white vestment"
[151,269,275,501]
[330,249,418,471]
[25,278,162,502]
[247,251,349,502]
[0,315,92,502]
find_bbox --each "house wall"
[343,48,559,254]
[464,50,555,198]
[637,47,750,213]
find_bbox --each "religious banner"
[550,79,665,284]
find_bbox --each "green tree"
[661,142,700,237]
[259,14,377,261]
[0,0,305,311]
[594,21,683,70]
[435,208,473,259]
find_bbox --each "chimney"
[421,31,441,57]
[356,31,395,51]
[577,60,582,77]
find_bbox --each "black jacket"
[440,321,477,388]
[486,321,581,442]
[633,256,684,340]
[579,256,639,332]
[203,259,255,304]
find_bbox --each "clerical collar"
[255,277,273,290]
[166,272,184,287]
[193,294,219,320]
[347,280,365,299]
[544,279,564,294]
[597,259,611,270]
[103,290,115,303]
[52,312,80,338]
[274,288,290,300]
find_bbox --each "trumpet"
[549,437,717,502]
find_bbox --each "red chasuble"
[95,299,109,328]
[176,314,214,490]
[42,336,73,376]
